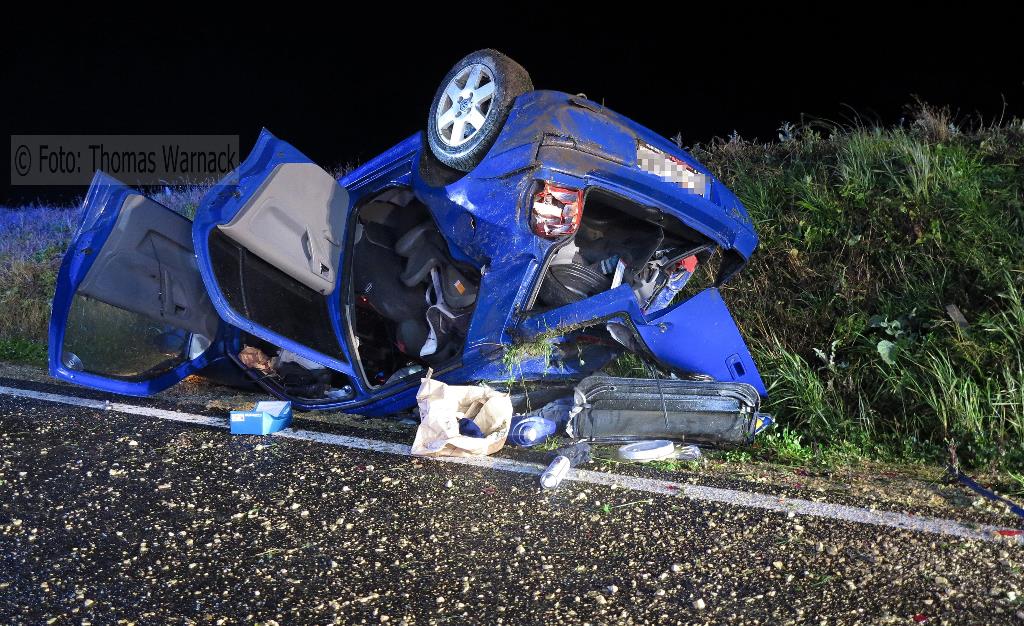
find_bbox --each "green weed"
[0,338,48,366]
[692,103,1024,471]
[501,328,561,387]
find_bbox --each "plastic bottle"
[539,455,571,489]
[508,415,558,447]
[647,268,693,313]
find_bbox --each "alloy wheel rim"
[435,64,495,148]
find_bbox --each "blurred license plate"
[636,142,707,196]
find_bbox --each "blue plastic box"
[229,401,293,435]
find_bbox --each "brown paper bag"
[410,377,512,457]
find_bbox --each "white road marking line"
[2,384,1021,544]
[1,385,110,410]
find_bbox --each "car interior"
[528,189,718,314]
[349,187,481,386]
[210,176,481,399]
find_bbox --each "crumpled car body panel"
[50,90,766,415]
[517,285,765,396]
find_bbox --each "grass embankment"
[3,107,1022,478]
[0,205,79,365]
[700,105,1024,474]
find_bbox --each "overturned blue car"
[49,50,768,436]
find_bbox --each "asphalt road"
[1,389,1023,625]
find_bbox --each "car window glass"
[61,293,195,381]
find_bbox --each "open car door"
[192,129,353,374]
[194,129,487,410]
[48,173,223,395]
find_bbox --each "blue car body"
[49,90,765,415]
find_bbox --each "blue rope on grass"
[947,464,1024,520]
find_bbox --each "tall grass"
[694,104,1024,469]
[0,205,82,364]
[149,183,211,219]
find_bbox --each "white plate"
[617,440,675,462]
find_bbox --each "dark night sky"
[2,16,1021,205]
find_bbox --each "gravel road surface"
[1,387,1023,625]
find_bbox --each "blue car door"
[191,129,355,374]
[48,173,223,395]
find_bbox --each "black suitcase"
[568,375,770,446]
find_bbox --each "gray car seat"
[395,221,478,308]
[353,222,428,322]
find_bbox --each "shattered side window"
[61,294,192,381]
[679,247,722,297]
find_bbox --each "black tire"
[537,263,612,308]
[426,49,532,172]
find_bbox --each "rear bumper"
[534,142,759,262]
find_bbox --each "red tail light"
[531,183,583,238]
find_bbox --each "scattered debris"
[507,414,558,447]
[617,440,675,463]
[229,401,292,435]
[945,304,969,328]
[410,375,511,457]
[674,444,702,462]
[238,346,274,374]
[458,418,485,438]
[539,455,571,490]
[539,441,594,490]
[553,442,592,467]
[568,376,771,446]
